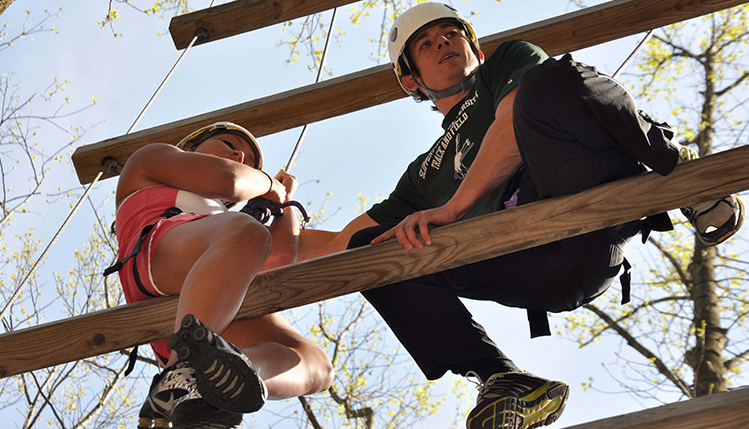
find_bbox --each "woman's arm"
[262,170,301,270]
[116,143,286,205]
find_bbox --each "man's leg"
[354,226,570,429]
[351,225,520,380]
[512,54,649,200]
[514,54,743,244]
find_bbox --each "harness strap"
[527,309,551,338]
[620,257,632,304]
[103,207,184,299]
[125,346,139,376]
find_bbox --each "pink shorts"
[118,212,211,363]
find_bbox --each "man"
[300,4,743,428]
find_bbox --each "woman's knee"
[216,213,272,258]
[303,341,334,391]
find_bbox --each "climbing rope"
[612,29,654,79]
[241,8,339,224]
[286,7,339,172]
[0,5,216,324]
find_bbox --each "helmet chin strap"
[421,74,477,101]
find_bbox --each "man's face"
[403,22,480,94]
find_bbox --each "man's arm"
[297,213,379,262]
[372,87,521,249]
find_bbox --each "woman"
[113,122,333,429]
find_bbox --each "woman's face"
[191,132,258,168]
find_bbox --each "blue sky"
[3,0,745,427]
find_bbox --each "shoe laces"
[467,371,546,404]
[466,371,515,403]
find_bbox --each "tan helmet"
[176,121,263,169]
[388,2,481,100]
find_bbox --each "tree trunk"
[688,243,728,396]
[687,40,729,397]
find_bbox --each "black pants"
[353,54,679,381]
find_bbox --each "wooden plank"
[169,0,357,50]
[72,0,749,184]
[562,387,749,429]
[5,145,749,378]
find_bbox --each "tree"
[0,8,145,428]
[563,5,749,401]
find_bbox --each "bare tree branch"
[582,303,692,397]
[647,236,692,288]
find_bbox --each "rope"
[285,8,339,172]
[612,29,655,79]
[243,8,340,225]
[127,26,210,133]
[0,10,216,323]
[0,160,116,323]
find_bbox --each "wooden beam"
[0,0,16,17]
[169,0,357,50]
[71,0,749,185]
[5,145,749,378]
[562,386,749,428]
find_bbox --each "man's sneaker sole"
[172,415,243,429]
[139,409,242,429]
[139,417,241,429]
[704,196,744,246]
[138,417,170,429]
[466,381,569,429]
[168,314,265,414]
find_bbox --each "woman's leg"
[151,212,272,366]
[222,314,334,399]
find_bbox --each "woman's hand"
[262,171,287,204]
[274,169,298,203]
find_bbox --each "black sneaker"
[137,362,243,429]
[465,371,569,429]
[167,314,267,414]
[681,195,744,246]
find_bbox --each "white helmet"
[177,121,263,169]
[388,2,481,101]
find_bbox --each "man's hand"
[371,206,459,249]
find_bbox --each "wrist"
[444,200,467,221]
[260,170,273,194]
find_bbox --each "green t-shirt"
[368,40,549,225]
